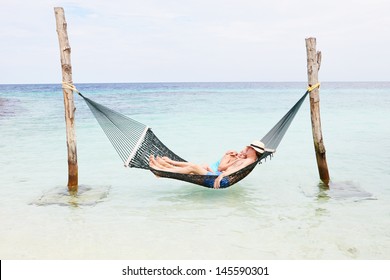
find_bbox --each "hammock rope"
[63,82,315,188]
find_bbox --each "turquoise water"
[0,82,389,259]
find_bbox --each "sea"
[0,82,389,259]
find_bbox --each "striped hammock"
[72,87,310,188]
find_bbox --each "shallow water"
[0,82,389,259]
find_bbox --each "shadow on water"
[317,180,375,202]
[30,185,111,208]
[154,182,263,212]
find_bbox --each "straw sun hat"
[249,140,265,154]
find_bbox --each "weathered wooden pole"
[305,37,330,185]
[54,7,78,192]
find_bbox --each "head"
[247,140,265,159]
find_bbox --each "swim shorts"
[204,171,229,188]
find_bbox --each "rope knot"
[62,82,80,94]
[307,83,320,92]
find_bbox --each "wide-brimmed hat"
[249,140,265,154]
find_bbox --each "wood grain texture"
[54,7,78,191]
[305,37,330,185]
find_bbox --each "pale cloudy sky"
[0,0,389,83]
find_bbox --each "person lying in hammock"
[149,140,266,189]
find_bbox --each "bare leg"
[150,155,209,175]
[156,156,175,168]
[161,157,192,167]
[149,155,168,170]
[201,164,213,172]
[159,163,209,175]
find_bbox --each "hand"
[202,164,213,172]
[225,150,238,157]
[213,173,224,189]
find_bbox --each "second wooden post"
[305,37,330,185]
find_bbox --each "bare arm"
[224,158,253,176]
[213,158,254,189]
[217,151,238,171]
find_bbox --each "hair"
[248,147,262,159]
[255,151,263,159]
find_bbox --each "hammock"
[64,83,317,188]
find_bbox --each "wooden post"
[54,7,78,192]
[305,37,330,185]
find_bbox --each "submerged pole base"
[67,163,78,192]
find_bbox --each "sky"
[0,0,389,83]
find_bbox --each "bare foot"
[150,155,169,171]
[156,156,174,168]
[149,155,157,168]
[149,155,161,178]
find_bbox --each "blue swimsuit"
[209,159,221,174]
[204,159,229,188]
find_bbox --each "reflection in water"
[158,183,251,204]
[317,181,331,203]
[155,182,264,214]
